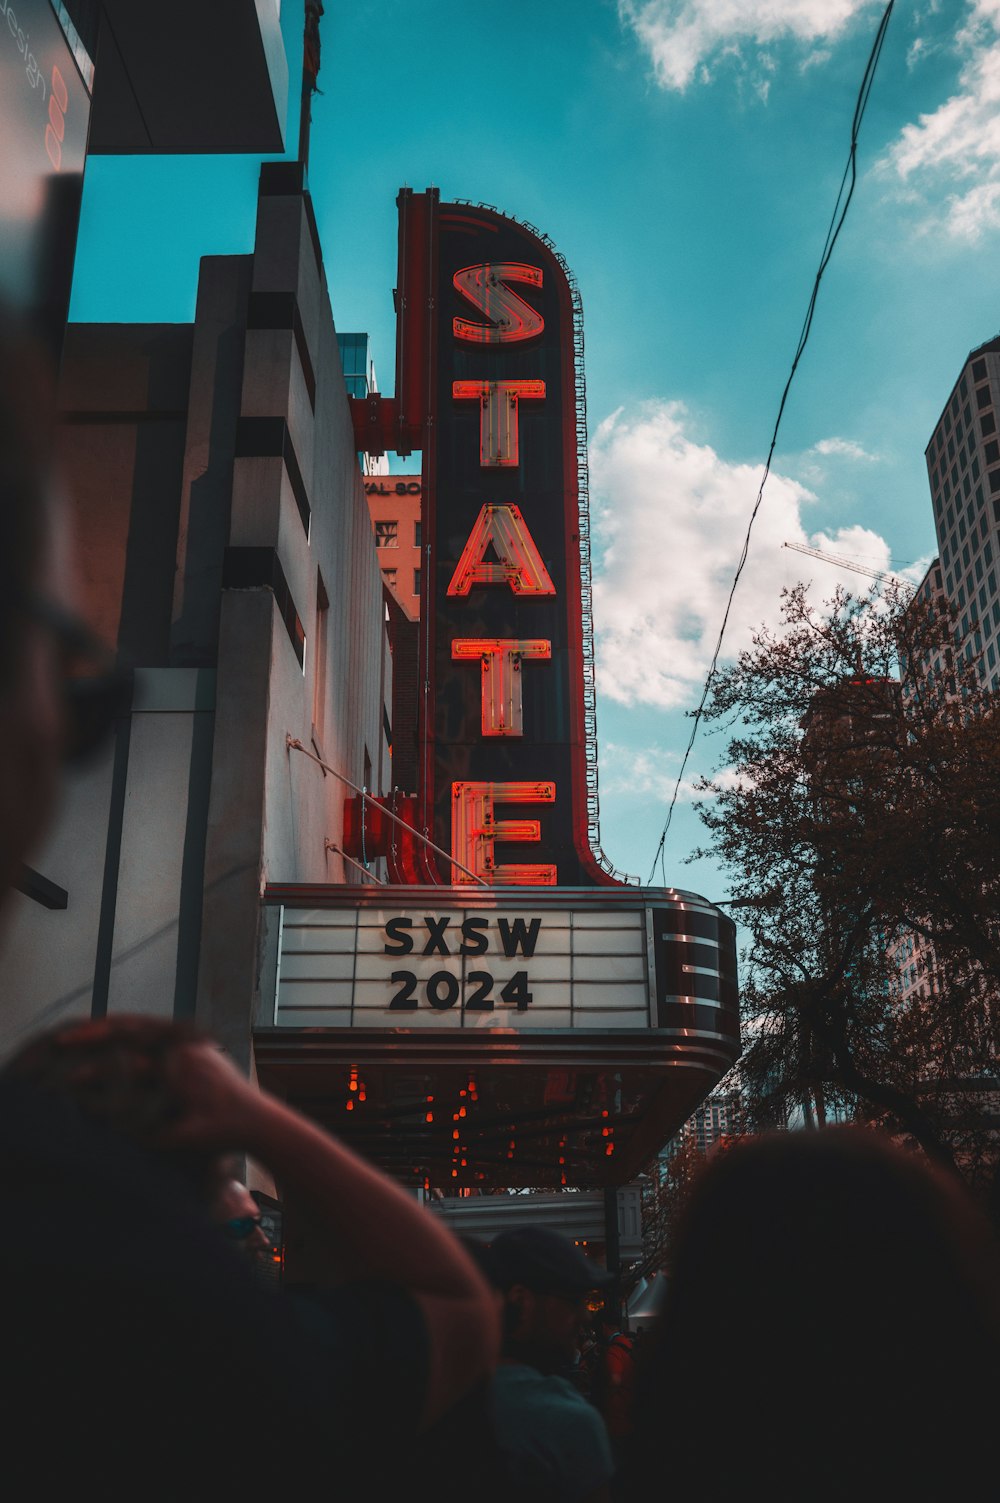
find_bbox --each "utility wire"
[647,0,895,887]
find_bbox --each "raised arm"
[163,1041,499,1426]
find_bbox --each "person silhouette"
[629,1128,1000,1500]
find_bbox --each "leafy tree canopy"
[694,582,1000,1187]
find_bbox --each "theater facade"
[253,192,739,1198]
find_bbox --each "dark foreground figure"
[628,1129,1000,1501]
[0,304,497,1499]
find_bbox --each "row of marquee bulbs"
[343,1067,615,1189]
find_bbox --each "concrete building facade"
[0,162,391,1074]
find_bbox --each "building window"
[987,441,1000,465]
[382,567,397,587]
[414,521,422,548]
[413,568,421,596]
[991,470,1000,493]
[977,386,992,410]
[983,412,997,436]
[375,521,399,548]
[973,358,987,381]
[313,571,330,732]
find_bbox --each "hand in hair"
[157,1038,275,1154]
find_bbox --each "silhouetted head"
[4,1016,225,1205]
[0,302,132,904]
[0,305,63,895]
[633,1129,1000,1497]
[484,1226,614,1372]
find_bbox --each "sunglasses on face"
[21,594,134,763]
[223,1215,264,1241]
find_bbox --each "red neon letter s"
[453,263,544,344]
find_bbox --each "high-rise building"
[925,335,1000,688]
[664,1088,741,1159]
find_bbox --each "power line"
[646,0,895,887]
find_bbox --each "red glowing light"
[452,262,544,344]
[452,379,546,467]
[451,638,552,737]
[446,505,555,597]
[451,780,557,886]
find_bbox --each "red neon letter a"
[446,505,556,597]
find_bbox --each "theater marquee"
[266,887,737,1038]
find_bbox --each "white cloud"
[811,436,880,461]
[879,5,1000,241]
[602,743,750,801]
[617,0,879,92]
[589,401,900,709]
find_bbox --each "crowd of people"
[3,304,1000,1498]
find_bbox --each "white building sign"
[272,902,654,1031]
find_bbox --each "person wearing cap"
[484,1226,616,1503]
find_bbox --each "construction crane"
[782,540,915,593]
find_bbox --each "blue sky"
[71,0,1000,898]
